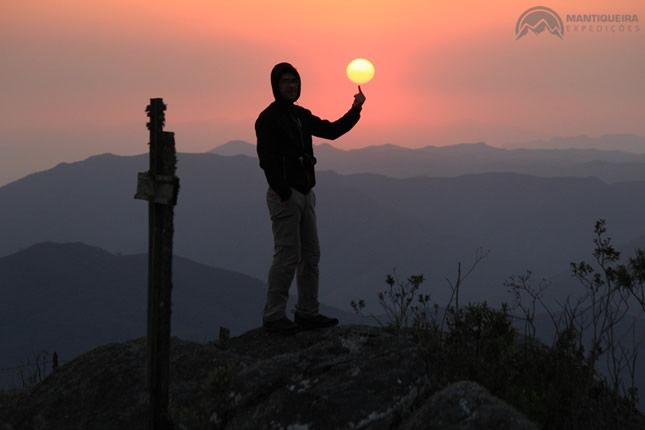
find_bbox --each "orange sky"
[1,0,644,185]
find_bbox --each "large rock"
[400,380,538,430]
[0,325,538,429]
[211,325,427,429]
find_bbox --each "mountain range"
[3,137,645,407]
[210,137,645,182]
[0,141,645,374]
[2,146,645,311]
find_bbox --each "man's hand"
[353,86,366,109]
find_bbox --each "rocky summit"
[0,325,537,429]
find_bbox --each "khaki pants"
[263,187,320,322]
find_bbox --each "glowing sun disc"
[346,58,375,84]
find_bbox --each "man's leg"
[295,189,321,317]
[263,188,302,322]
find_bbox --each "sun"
[346,58,375,84]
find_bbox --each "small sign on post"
[135,98,179,430]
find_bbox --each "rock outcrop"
[0,325,537,429]
[400,380,538,430]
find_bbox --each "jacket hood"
[271,62,301,102]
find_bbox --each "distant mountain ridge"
[209,136,645,182]
[2,151,645,315]
[503,134,645,153]
[209,139,257,157]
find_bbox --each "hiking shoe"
[294,313,339,330]
[263,317,300,335]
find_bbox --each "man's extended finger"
[358,85,363,95]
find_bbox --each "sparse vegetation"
[351,220,645,429]
[16,350,52,389]
[350,270,431,333]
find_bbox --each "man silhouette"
[256,62,366,334]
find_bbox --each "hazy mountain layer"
[1,151,644,317]
[210,137,645,182]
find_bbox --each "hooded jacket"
[255,62,362,201]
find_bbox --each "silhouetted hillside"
[0,242,361,390]
[0,242,254,372]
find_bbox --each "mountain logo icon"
[516,6,565,40]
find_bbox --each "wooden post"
[135,98,179,430]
